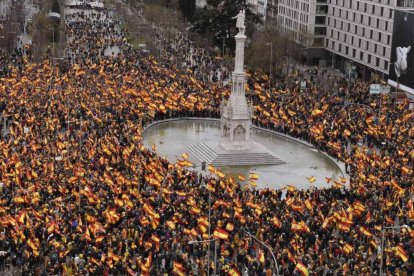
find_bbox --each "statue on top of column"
[233,10,245,35]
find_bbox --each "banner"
[388,10,414,95]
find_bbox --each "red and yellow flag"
[359,226,372,237]
[172,261,186,276]
[394,245,408,262]
[212,228,229,240]
[295,261,309,276]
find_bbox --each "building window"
[360,52,363,60]
[384,60,388,70]
[368,54,371,63]
[353,48,356,57]
[376,57,380,67]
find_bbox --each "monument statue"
[233,10,245,34]
[186,9,284,166]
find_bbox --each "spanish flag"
[272,217,282,228]
[172,261,186,276]
[225,223,235,232]
[306,176,316,183]
[212,228,229,240]
[216,170,225,178]
[249,172,259,180]
[190,206,201,215]
[206,181,216,192]
[305,199,312,210]
[198,217,209,233]
[311,109,323,117]
[27,238,39,256]
[227,267,241,276]
[343,243,353,254]
[95,236,105,243]
[359,226,372,237]
[394,245,408,262]
[181,152,189,159]
[166,220,176,230]
[295,261,309,276]
[258,249,265,263]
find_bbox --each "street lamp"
[380,224,411,276]
[389,63,399,93]
[49,27,55,65]
[266,42,273,94]
[188,239,218,275]
[243,228,279,276]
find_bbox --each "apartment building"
[277,0,414,82]
[325,0,398,80]
[277,0,327,48]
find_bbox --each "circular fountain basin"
[143,119,345,190]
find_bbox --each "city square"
[0,0,413,275]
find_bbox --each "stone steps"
[187,142,285,167]
[213,153,285,166]
[186,142,217,164]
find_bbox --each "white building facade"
[325,0,398,78]
[277,0,327,48]
[277,0,414,80]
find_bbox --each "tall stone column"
[220,14,251,151]
[234,33,246,74]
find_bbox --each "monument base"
[186,141,285,167]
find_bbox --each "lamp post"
[380,225,411,276]
[266,42,273,94]
[222,37,226,57]
[188,239,218,275]
[389,63,399,93]
[49,27,55,65]
[244,228,279,276]
[159,167,179,203]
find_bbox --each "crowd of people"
[0,1,413,276]
[150,22,229,84]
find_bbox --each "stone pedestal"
[187,12,285,167]
[220,33,252,151]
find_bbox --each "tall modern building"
[277,0,327,47]
[325,0,397,80]
[277,0,414,83]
